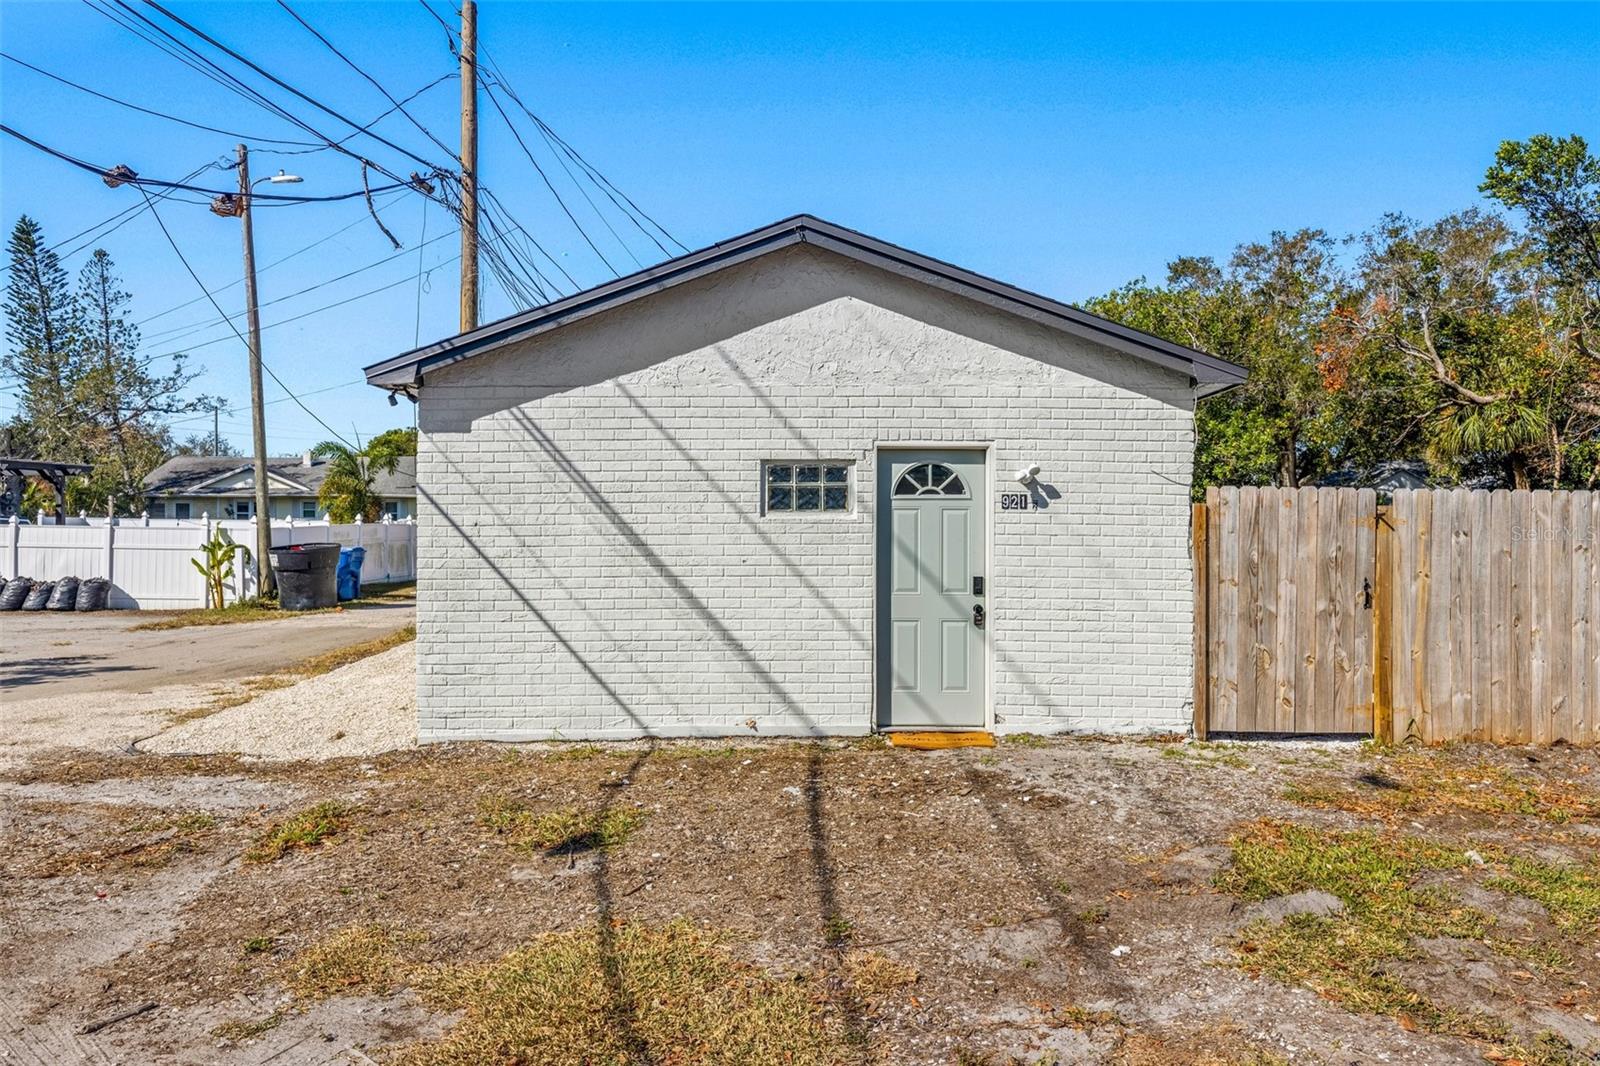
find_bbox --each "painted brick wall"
[415,245,1195,740]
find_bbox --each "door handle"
[972,604,985,629]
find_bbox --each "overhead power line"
[0,51,323,146]
[134,184,358,450]
[274,0,461,164]
[0,124,425,202]
[132,0,444,175]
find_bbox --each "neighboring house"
[366,215,1245,742]
[142,453,417,521]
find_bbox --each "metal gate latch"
[973,604,985,629]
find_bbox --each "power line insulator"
[408,172,436,196]
[102,164,138,189]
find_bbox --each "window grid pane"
[766,461,851,514]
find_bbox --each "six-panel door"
[876,450,987,729]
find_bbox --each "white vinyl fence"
[0,514,415,610]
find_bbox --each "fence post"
[1191,499,1210,741]
[7,514,17,579]
[103,515,115,586]
[354,513,363,550]
[35,508,44,525]
[1373,505,1395,745]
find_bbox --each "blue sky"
[2,1,1595,454]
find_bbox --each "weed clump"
[247,802,349,862]
[286,924,425,999]
[401,921,850,1066]
[478,797,643,853]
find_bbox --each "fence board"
[1381,489,1595,745]
[1199,486,1375,734]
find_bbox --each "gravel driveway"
[0,603,414,767]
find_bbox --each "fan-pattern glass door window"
[766,462,851,512]
[893,462,968,497]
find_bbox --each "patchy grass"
[1160,744,1250,770]
[290,624,415,678]
[1000,733,1050,748]
[1220,821,1502,1040]
[1488,857,1600,936]
[133,582,416,631]
[400,921,850,1066]
[841,950,918,1006]
[477,797,644,853]
[1283,752,1600,824]
[211,1012,284,1042]
[285,924,424,1000]
[246,801,350,863]
[33,807,220,876]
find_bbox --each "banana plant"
[191,526,251,609]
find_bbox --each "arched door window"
[893,462,967,498]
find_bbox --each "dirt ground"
[0,602,415,768]
[1,735,1596,1065]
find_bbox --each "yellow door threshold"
[886,731,996,750]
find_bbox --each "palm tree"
[312,438,404,522]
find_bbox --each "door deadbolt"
[973,604,986,629]
[972,576,984,596]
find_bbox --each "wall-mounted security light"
[1014,464,1041,484]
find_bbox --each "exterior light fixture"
[1014,464,1041,484]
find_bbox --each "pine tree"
[73,248,206,512]
[3,216,85,461]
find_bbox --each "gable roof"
[364,214,1247,396]
[144,455,417,498]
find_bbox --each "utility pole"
[237,144,275,598]
[459,0,479,332]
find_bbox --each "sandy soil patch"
[1,738,1595,1064]
[140,643,417,761]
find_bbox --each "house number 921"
[999,492,1031,511]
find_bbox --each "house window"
[174,502,191,520]
[231,500,254,519]
[765,462,851,513]
[382,500,400,519]
[300,501,318,519]
[148,501,166,518]
[893,463,968,497]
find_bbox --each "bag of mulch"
[74,577,110,612]
[21,580,54,611]
[0,577,31,611]
[46,576,80,610]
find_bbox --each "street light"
[226,147,307,599]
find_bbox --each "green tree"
[365,425,417,456]
[73,249,206,513]
[1343,210,1588,488]
[3,216,85,462]
[313,434,408,522]
[1086,230,1365,494]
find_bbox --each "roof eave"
[364,214,1248,391]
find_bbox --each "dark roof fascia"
[364,214,1248,391]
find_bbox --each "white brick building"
[365,216,1244,741]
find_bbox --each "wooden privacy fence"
[1194,486,1599,745]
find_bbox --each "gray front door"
[876,450,987,729]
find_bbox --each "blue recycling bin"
[336,546,366,601]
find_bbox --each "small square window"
[174,502,191,520]
[300,501,318,519]
[148,501,166,519]
[765,461,852,514]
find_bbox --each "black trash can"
[269,542,342,610]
